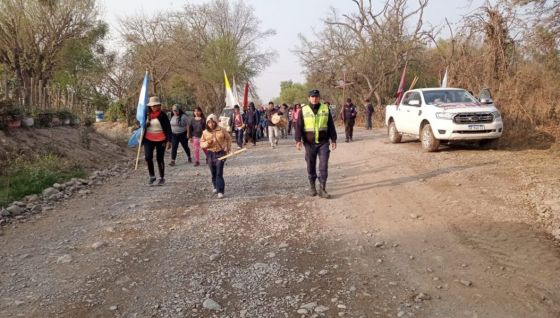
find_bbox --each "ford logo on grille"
[470,116,479,121]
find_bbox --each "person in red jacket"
[143,96,172,185]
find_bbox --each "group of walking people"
[141,96,229,199]
[140,92,374,200]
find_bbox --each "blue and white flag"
[127,128,142,148]
[136,71,149,128]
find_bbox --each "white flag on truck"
[441,67,448,88]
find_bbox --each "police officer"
[295,89,337,198]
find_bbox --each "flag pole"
[134,128,144,170]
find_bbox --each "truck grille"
[453,129,496,134]
[453,112,494,124]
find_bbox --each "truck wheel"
[421,124,440,152]
[388,121,402,143]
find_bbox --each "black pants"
[207,150,226,193]
[345,119,355,140]
[304,142,330,184]
[288,121,292,135]
[235,128,244,147]
[144,139,166,178]
[246,125,257,144]
[171,133,191,161]
[366,115,373,130]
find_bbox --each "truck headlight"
[436,112,455,120]
[492,111,502,119]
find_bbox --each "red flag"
[243,82,249,111]
[395,61,408,107]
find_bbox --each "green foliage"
[0,154,86,208]
[276,81,308,104]
[90,92,111,111]
[165,74,197,107]
[106,101,126,122]
[55,109,73,120]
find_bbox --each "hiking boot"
[169,160,176,166]
[318,183,330,199]
[194,161,200,167]
[148,176,157,185]
[309,181,317,197]
[158,178,165,186]
[188,157,192,163]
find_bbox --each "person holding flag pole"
[143,96,172,185]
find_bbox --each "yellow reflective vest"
[302,104,329,143]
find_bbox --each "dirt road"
[1,127,560,317]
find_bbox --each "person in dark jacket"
[244,102,259,146]
[295,89,337,198]
[169,104,192,166]
[365,99,374,130]
[341,98,357,142]
[143,96,172,185]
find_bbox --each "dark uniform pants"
[304,142,330,184]
[345,119,355,140]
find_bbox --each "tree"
[119,0,276,115]
[276,81,308,104]
[0,0,102,106]
[296,0,429,106]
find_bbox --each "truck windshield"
[423,90,477,105]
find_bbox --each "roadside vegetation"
[0,154,85,208]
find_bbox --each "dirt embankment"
[0,126,131,170]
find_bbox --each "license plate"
[468,125,485,130]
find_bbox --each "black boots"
[309,181,317,197]
[318,183,330,199]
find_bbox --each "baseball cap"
[308,89,320,97]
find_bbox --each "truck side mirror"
[480,98,493,104]
[409,100,421,106]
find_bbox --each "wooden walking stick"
[218,148,247,161]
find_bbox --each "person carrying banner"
[201,114,232,199]
[295,89,337,199]
[143,96,172,185]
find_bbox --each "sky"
[99,0,486,102]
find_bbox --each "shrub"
[106,101,126,122]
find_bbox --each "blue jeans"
[207,150,226,193]
[235,128,244,147]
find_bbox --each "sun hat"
[206,114,218,124]
[147,96,162,106]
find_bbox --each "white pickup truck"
[385,88,503,151]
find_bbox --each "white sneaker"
[217,193,224,199]
[213,188,218,194]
